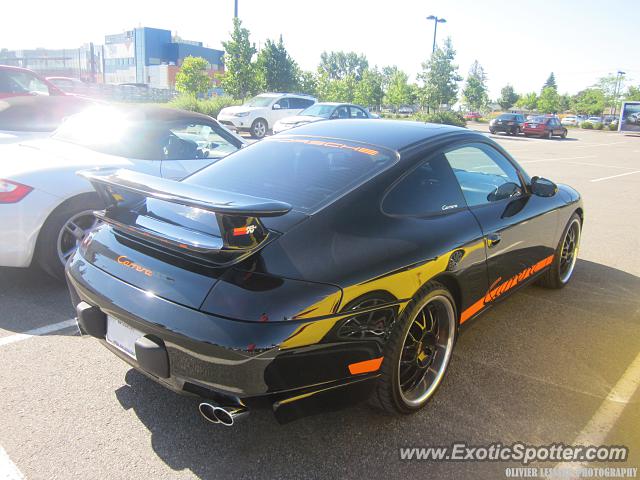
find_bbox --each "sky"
[2,0,638,98]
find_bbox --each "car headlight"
[234,111,250,117]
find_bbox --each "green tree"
[498,84,519,110]
[353,68,384,108]
[417,38,462,111]
[384,70,412,108]
[543,72,557,92]
[573,89,605,115]
[558,93,572,112]
[256,36,299,92]
[462,60,489,111]
[515,92,538,111]
[380,65,399,93]
[318,51,369,80]
[297,70,317,96]
[595,74,624,113]
[538,86,560,113]
[174,56,212,97]
[625,85,640,101]
[316,73,356,102]
[221,17,258,99]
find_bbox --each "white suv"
[217,93,316,138]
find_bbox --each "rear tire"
[561,129,567,139]
[536,213,581,289]
[370,282,457,415]
[36,194,103,280]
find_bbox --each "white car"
[0,105,244,279]
[217,93,316,139]
[272,103,375,134]
[561,116,579,126]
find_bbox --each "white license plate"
[530,124,537,128]
[106,315,143,359]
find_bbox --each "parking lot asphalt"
[1,125,638,479]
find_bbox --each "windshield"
[300,104,337,118]
[245,95,277,107]
[53,108,240,159]
[185,136,397,214]
[498,114,517,120]
[529,116,546,123]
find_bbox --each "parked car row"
[489,113,568,139]
[217,93,376,138]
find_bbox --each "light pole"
[234,0,238,18]
[612,70,625,118]
[426,15,446,53]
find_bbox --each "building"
[103,27,224,89]
[0,45,102,82]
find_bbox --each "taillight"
[0,179,33,203]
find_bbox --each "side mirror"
[530,176,558,197]
[273,104,281,110]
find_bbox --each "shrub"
[608,123,618,131]
[414,111,466,127]
[168,95,241,118]
[581,121,593,129]
[593,122,603,130]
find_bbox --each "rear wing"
[80,168,292,263]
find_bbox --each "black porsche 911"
[67,120,583,426]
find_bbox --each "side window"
[349,107,368,118]
[164,123,240,160]
[382,154,466,216]
[275,98,290,109]
[289,98,314,109]
[333,106,350,119]
[444,144,522,207]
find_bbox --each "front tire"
[36,194,103,280]
[371,282,457,414]
[250,118,268,139]
[537,213,581,289]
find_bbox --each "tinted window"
[498,114,517,120]
[350,107,368,118]
[274,98,290,109]
[289,98,315,109]
[383,154,466,216]
[186,136,397,214]
[445,144,522,207]
[333,106,350,119]
[0,70,49,95]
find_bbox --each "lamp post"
[234,0,238,18]
[426,15,447,53]
[612,70,625,118]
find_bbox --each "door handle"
[487,233,502,248]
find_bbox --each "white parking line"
[0,445,24,480]
[590,170,640,182]
[550,350,640,477]
[0,318,77,347]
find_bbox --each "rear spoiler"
[80,168,292,262]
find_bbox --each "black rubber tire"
[561,129,567,139]
[546,130,553,139]
[250,118,268,139]
[369,281,457,415]
[36,194,104,280]
[489,129,496,134]
[536,212,582,289]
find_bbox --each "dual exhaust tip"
[198,402,248,427]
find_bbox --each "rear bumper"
[66,254,383,420]
[523,128,547,135]
[490,124,519,132]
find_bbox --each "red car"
[464,111,482,120]
[0,65,65,99]
[523,116,568,139]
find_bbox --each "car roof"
[77,105,218,124]
[278,119,470,151]
[0,64,40,73]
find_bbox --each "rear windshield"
[185,136,397,214]
[529,116,546,123]
[498,114,517,120]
